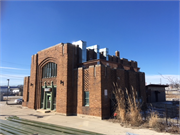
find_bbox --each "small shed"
[146,84,168,103]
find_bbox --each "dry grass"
[166,94,180,99]
[147,110,180,133]
[167,125,180,134]
[166,94,180,101]
[112,82,180,134]
[113,83,143,126]
[126,87,143,126]
[148,111,159,128]
[113,82,126,122]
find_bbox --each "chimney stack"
[115,51,120,57]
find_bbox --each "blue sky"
[0,1,179,86]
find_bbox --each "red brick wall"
[100,66,146,119]
[76,63,145,119]
[101,66,112,118]
[139,72,146,103]
[87,49,94,61]
[90,65,102,117]
[28,54,38,109]
[22,76,30,107]
[66,44,78,115]
[23,43,79,115]
[77,67,84,111]
[77,65,102,117]
[128,71,137,94]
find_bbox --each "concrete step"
[36,109,51,113]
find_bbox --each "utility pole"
[6,79,9,105]
[160,78,161,84]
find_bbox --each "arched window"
[42,62,57,78]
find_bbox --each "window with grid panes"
[84,91,89,106]
[42,62,57,78]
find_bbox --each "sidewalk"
[0,101,173,135]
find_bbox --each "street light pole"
[6,79,9,105]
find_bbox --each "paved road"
[0,101,173,135]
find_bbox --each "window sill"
[42,76,57,78]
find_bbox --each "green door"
[41,86,56,110]
[46,93,51,110]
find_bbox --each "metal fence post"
[165,104,167,125]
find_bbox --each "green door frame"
[46,93,51,110]
[42,81,56,110]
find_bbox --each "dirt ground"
[166,90,180,101]
[0,101,177,135]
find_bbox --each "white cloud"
[0,67,29,70]
[0,74,29,86]
[0,79,24,86]
[0,74,28,78]
[145,74,180,85]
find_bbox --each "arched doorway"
[41,62,57,110]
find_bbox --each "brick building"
[22,40,146,119]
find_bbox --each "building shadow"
[7,103,22,105]
[28,114,50,118]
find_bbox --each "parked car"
[14,98,23,104]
